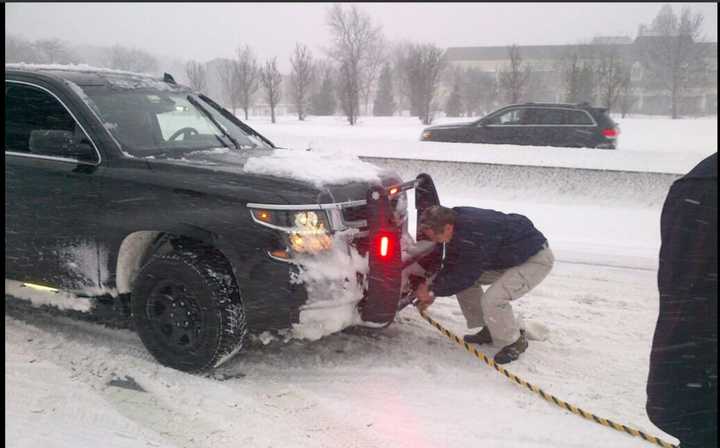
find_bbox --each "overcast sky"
[6,2,718,70]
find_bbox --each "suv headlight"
[250,209,333,254]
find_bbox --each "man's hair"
[419,206,456,233]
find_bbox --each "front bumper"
[248,174,440,330]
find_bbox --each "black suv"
[421,103,619,149]
[5,65,439,371]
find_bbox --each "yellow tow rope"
[416,307,677,448]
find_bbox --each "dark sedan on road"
[421,103,619,149]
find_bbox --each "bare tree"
[217,59,241,114]
[373,63,396,116]
[618,72,636,118]
[563,52,583,103]
[391,42,415,115]
[235,45,260,120]
[594,46,630,112]
[397,43,445,125]
[108,45,158,74]
[185,60,207,91]
[444,71,463,118]
[31,38,77,64]
[638,4,707,118]
[498,44,531,104]
[289,43,315,121]
[462,67,497,116]
[360,35,386,115]
[326,4,383,125]
[310,62,337,116]
[5,35,41,63]
[260,58,283,124]
[335,61,357,123]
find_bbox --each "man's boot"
[494,330,528,364]
[463,326,492,345]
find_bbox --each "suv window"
[5,83,95,161]
[155,95,224,140]
[521,108,544,125]
[590,107,616,127]
[80,86,271,157]
[536,108,565,125]
[487,108,523,125]
[567,109,594,125]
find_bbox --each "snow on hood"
[243,148,386,187]
[148,147,389,188]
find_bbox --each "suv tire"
[131,250,247,372]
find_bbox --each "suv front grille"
[342,205,367,223]
[342,198,399,226]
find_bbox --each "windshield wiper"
[199,94,275,148]
[186,95,241,150]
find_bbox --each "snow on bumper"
[288,230,434,340]
[289,233,368,341]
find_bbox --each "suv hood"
[144,147,402,204]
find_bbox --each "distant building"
[591,36,633,45]
[443,35,717,116]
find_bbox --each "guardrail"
[360,157,682,207]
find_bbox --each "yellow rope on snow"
[416,307,677,448]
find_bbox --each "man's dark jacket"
[646,152,717,447]
[430,206,547,297]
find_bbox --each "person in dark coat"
[415,205,554,364]
[647,152,718,448]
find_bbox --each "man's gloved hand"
[415,281,435,312]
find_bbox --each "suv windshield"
[81,86,271,157]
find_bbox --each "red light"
[389,187,399,195]
[379,236,389,257]
[602,128,618,138]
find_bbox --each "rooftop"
[5,63,186,90]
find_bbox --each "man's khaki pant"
[455,246,555,345]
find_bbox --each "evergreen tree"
[372,64,396,116]
[445,75,463,117]
[310,70,337,116]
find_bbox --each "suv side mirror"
[28,130,96,161]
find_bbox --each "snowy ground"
[7,115,717,447]
[5,262,672,448]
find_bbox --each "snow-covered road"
[6,259,674,448]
